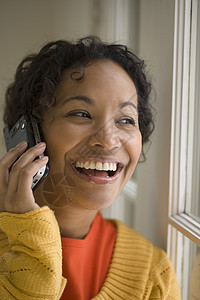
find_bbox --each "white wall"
[135,0,175,249]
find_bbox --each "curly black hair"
[3,36,154,146]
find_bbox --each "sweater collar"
[94,219,153,299]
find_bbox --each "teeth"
[109,163,114,171]
[102,163,109,171]
[96,162,102,170]
[75,161,117,171]
[113,164,117,171]
[76,161,81,168]
[84,161,90,169]
[89,161,96,169]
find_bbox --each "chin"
[75,188,119,211]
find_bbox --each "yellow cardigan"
[0,206,181,299]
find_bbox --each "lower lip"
[71,164,123,185]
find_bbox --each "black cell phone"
[3,115,49,190]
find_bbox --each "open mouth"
[71,161,123,184]
[76,167,117,177]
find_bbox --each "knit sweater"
[0,206,181,299]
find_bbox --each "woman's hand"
[0,141,49,214]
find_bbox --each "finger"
[17,156,49,194]
[0,141,28,188]
[4,156,48,213]
[8,143,46,193]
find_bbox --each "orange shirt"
[60,213,117,300]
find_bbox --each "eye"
[117,118,136,126]
[67,111,91,119]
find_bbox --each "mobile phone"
[3,115,49,190]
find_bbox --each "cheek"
[128,132,142,165]
[42,126,74,174]
[42,123,88,159]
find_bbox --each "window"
[168,0,200,299]
[186,0,200,223]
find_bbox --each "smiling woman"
[0,36,181,299]
[34,60,142,214]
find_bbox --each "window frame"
[167,0,200,294]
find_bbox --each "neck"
[54,207,98,239]
[34,187,98,239]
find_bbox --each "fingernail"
[18,141,28,148]
[40,156,48,161]
[36,142,46,148]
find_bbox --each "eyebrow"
[61,95,95,106]
[119,101,137,111]
[61,95,138,111]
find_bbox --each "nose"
[88,119,122,151]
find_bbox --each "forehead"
[56,60,138,105]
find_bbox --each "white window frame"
[167,0,200,297]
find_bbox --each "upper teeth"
[75,161,117,171]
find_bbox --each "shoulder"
[111,218,155,257]
[109,219,181,299]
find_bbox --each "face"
[38,60,142,211]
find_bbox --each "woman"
[0,37,181,299]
